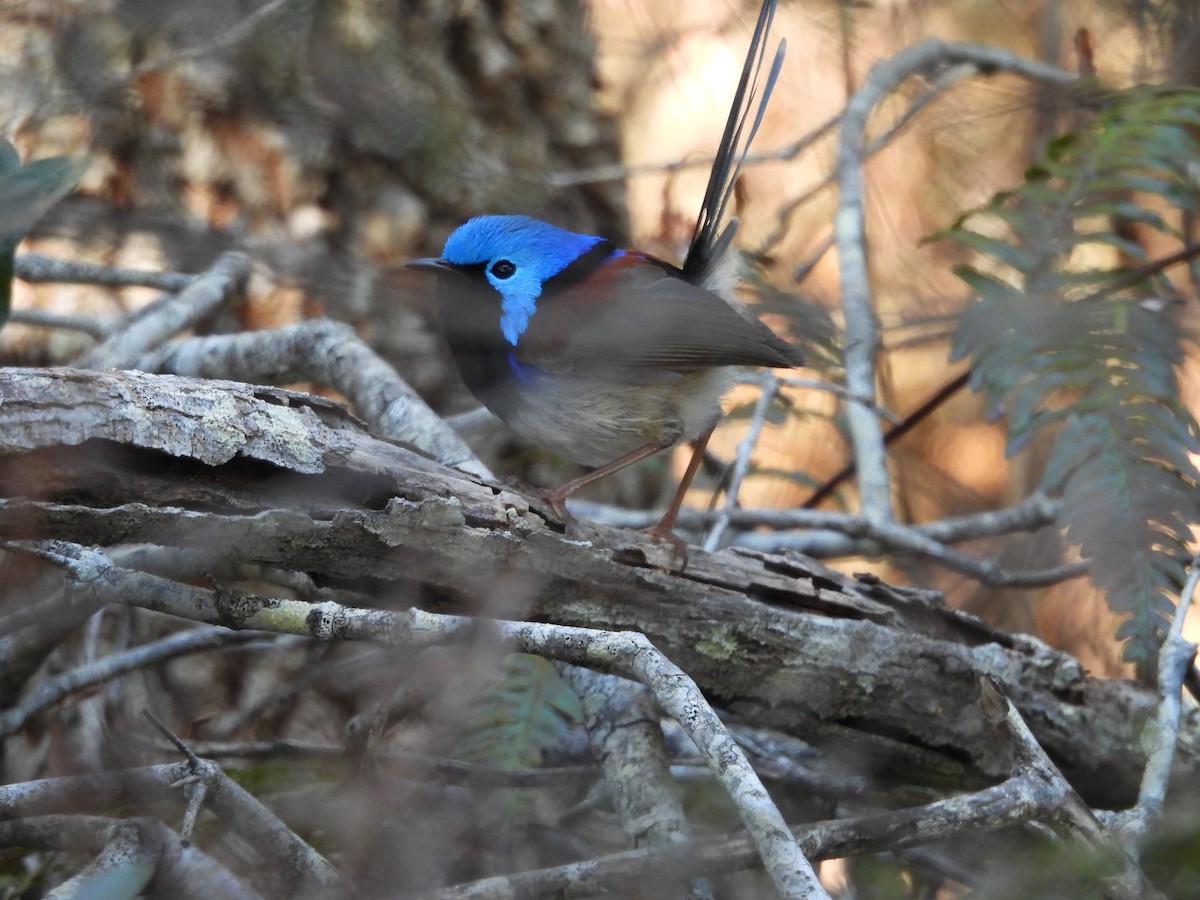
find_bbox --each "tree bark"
[0,367,1190,811]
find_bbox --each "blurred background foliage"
[4,0,1200,892]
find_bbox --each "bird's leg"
[645,429,713,567]
[538,440,673,534]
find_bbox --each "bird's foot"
[643,520,690,572]
[524,485,583,536]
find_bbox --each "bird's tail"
[681,0,785,288]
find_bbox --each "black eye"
[490,260,516,279]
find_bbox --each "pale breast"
[503,367,735,467]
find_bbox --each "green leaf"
[0,155,88,245]
[0,140,87,330]
[0,140,19,175]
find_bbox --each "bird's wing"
[517,253,801,375]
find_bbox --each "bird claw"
[526,486,582,536]
[643,522,690,572]
[511,479,688,569]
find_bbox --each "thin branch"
[835,42,1076,524]
[143,722,344,895]
[419,771,1064,899]
[1120,552,1200,858]
[915,491,1060,543]
[571,496,1081,588]
[1077,239,1200,305]
[803,369,970,510]
[574,490,1060,544]
[20,755,345,895]
[756,63,971,260]
[75,252,251,368]
[14,253,195,292]
[0,628,265,738]
[5,308,111,339]
[547,113,842,190]
[738,527,1089,588]
[704,373,778,552]
[775,374,904,425]
[790,233,834,284]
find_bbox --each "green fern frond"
[459,654,580,770]
[940,84,1200,671]
[457,655,582,871]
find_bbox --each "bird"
[408,0,799,555]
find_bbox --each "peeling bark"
[0,367,1193,810]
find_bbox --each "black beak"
[406,258,453,273]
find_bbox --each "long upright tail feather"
[682,0,785,286]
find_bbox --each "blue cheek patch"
[499,289,538,346]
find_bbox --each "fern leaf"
[941,85,1200,671]
[459,654,580,770]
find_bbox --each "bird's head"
[409,215,605,346]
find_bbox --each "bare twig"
[756,64,970,260]
[835,42,1076,523]
[775,375,904,424]
[737,525,1089,588]
[574,490,1060,544]
[14,253,194,292]
[790,233,834,284]
[5,308,111,339]
[802,369,970,510]
[704,373,778,552]
[0,628,264,737]
[547,114,842,190]
[571,497,1082,588]
[75,252,251,368]
[1120,552,1200,857]
[419,769,1064,899]
[141,711,210,845]
[915,492,1060,543]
